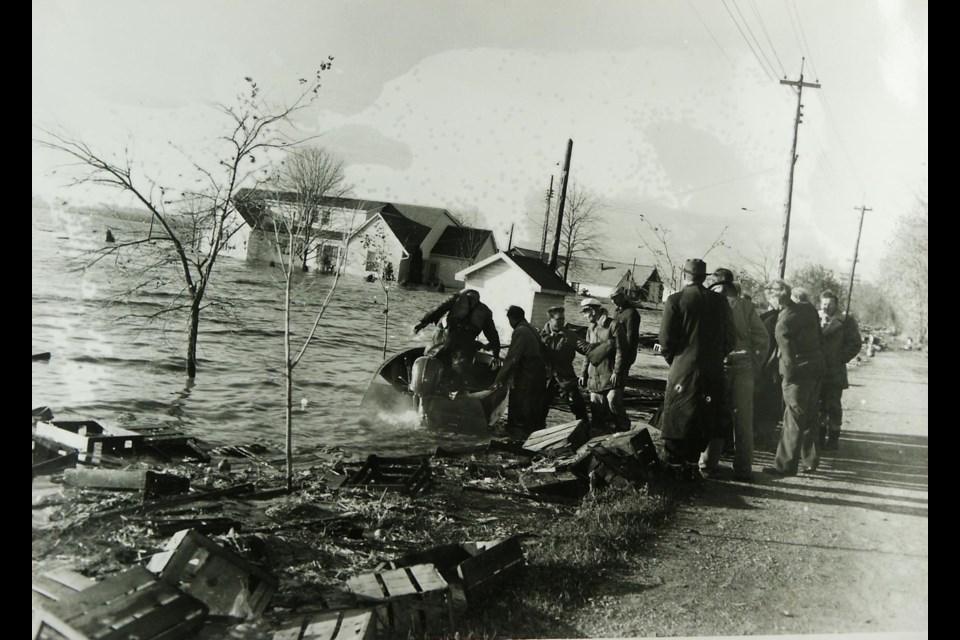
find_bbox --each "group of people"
[413,286,641,440]
[411,258,861,480]
[657,258,861,482]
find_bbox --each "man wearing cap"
[414,288,501,367]
[492,306,547,438]
[698,267,769,481]
[610,286,642,392]
[656,259,735,478]
[579,298,631,432]
[817,290,862,452]
[540,305,591,425]
[763,279,825,476]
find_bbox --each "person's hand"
[609,373,619,387]
[489,356,501,370]
[578,376,587,388]
[413,322,425,334]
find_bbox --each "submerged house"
[567,258,661,302]
[233,188,497,286]
[456,250,574,341]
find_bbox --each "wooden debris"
[522,419,590,454]
[34,420,145,464]
[63,468,190,497]
[33,435,78,478]
[458,536,525,601]
[519,469,588,500]
[34,565,207,640]
[577,426,661,469]
[272,609,376,640]
[347,563,452,636]
[33,352,52,361]
[345,455,431,494]
[32,406,55,422]
[145,516,241,536]
[146,528,278,619]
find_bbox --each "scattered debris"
[63,468,191,498]
[347,564,453,637]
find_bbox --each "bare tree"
[266,194,362,491]
[636,216,728,295]
[880,193,928,341]
[360,223,393,360]
[271,146,349,271]
[34,63,335,379]
[559,182,606,280]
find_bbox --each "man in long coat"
[540,306,590,425]
[753,305,783,448]
[492,305,547,439]
[763,280,825,476]
[656,259,735,476]
[818,290,862,451]
[578,298,629,432]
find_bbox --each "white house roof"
[456,251,574,295]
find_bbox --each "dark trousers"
[664,435,709,465]
[542,376,590,423]
[820,384,844,432]
[507,374,547,436]
[773,377,822,473]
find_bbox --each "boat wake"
[376,409,423,429]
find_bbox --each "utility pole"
[845,204,872,317]
[549,139,573,273]
[777,59,821,279]
[539,175,555,262]
[507,222,514,251]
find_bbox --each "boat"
[359,346,509,433]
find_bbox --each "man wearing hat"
[817,290,861,452]
[656,258,735,479]
[698,267,769,481]
[578,297,630,432]
[414,288,501,368]
[492,306,547,438]
[763,279,825,476]
[540,305,590,425]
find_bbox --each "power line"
[815,89,865,193]
[730,0,780,80]
[720,0,778,82]
[784,0,820,80]
[790,0,821,80]
[747,0,788,77]
[686,0,735,66]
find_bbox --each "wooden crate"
[347,563,452,636]
[458,536,525,601]
[146,529,278,619]
[33,421,145,464]
[34,565,207,640]
[346,455,431,494]
[272,609,376,640]
[33,568,97,624]
[522,419,590,454]
[519,469,588,500]
[33,436,79,478]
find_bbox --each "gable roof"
[376,204,433,250]
[431,226,493,259]
[457,251,574,295]
[389,203,453,229]
[568,257,659,287]
[233,188,387,228]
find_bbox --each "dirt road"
[567,348,928,637]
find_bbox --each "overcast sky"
[32,0,928,284]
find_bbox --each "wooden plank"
[65,581,180,632]
[406,564,447,593]
[45,566,156,613]
[97,591,206,640]
[33,575,84,604]
[43,569,96,593]
[523,420,589,452]
[458,537,524,597]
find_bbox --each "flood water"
[31,205,505,457]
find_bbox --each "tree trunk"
[186,295,201,379]
[284,273,294,493]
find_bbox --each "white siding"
[530,292,567,330]
[343,220,405,277]
[431,236,498,289]
[461,261,538,343]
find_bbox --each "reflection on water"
[31,206,492,456]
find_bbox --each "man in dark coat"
[540,306,590,425]
[493,306,547,438]
[763,280,826,476]
[610,286,641,384]
[818,290,862,451]
[414,288,501,364]
[753,305,783,448]
[656,259,735,476]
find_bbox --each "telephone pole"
[777,59,821,279]
[507,222,515,251]
[539,175,555,262]
[845,204,872,317]
[549,139,573,273]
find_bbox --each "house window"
[365,251,379,272]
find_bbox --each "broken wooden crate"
[33,567,97,636]
[33,420,145,464]
[146,528,278,619]
[345,455,431,494]
[272,609,376,640]
[33,434,79,478]
[519,468,589,500]
[120,423,211,462]
[347,563,452,636]
[522,419,590,454]
[33,565,208,640]
[63,468,190,498]
[384,536,524,608]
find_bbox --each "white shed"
[455,251,574,340]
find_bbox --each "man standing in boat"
[413,288,501,368]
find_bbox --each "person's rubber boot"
[823,430,840,451]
